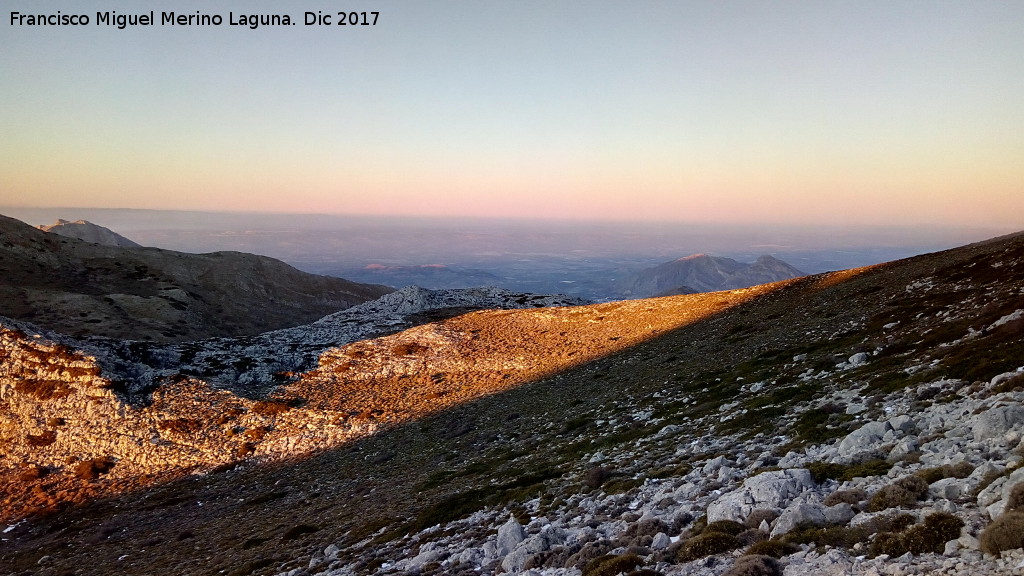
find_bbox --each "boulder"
[929,478,964,500]
[706,469,814,522]
[838,421,893,459]
[771,503,827,538]
[824,503,855,526]
[888,438,919,462]
[887,415,917,434]
[972,404,1024,441]
[496,515,526,557]
[651,532,671,550]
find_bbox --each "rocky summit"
[1,230,1024,576]
[36,219,142,248]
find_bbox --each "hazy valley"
[1,213,1023,576]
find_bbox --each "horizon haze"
[3,1,1023,229]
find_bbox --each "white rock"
[944,539,961,556]
[972,404,1024,441]
[771,503,826,538]
[838,421,893,459]
[706,469,814,522]
[496,515,526,557]
[929,477,964,500]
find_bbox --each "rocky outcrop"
[37,219,141,248]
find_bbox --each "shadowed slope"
[0,214,391,341]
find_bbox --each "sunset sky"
[2,1,1022,227]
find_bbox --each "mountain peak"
[625,253,803,297]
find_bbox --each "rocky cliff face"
[0,214,392,342]
[621,254,803,297]
[1,232,1024,576]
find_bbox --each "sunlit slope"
[0,281,789,521]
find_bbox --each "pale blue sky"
[2,1,1022,226]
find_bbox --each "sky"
[2,1,1023,228]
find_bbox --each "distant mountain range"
[619,253,804,297]
[0,215,391,341]
[37,218,142,248]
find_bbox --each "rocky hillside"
[1,231,1024,576]
[0,214,392,341]
[36,219,142,248]
[621,254,803,297]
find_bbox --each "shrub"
[1006,483,1024,512]
[901,512,963,554]
[584,466,613,490]
[678,532,741,561]
[744,509,780,529]
[869,475,929,511]
[18,465,49,481]
[705,520,746,536]
[979,511,1024,555]
[916,462,974,484]
[724,554,783,576]
[870,532,906,557]
[157,418,202,435]
[73,456,115,480]
[780,524,872,549]
[745,540,799,558]
[824,488,867,507]
[566,540,613,569]
[26,430,58,447]
[251,399,293,416]
[870,512,964,557]
[582,553,644,576]
[736,528,768,547]
[618,519,670,547]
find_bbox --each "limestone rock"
[707,469,814,522]
[972,404,1024,441]
[838,421,893,459]
[496,515,526,557]
[771,503,826,538]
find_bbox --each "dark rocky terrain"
[0,215,392,342]
[1,230,1023,576]
[620,254,803,297]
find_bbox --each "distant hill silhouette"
[0,214,391,341]
[621,253,804,297]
